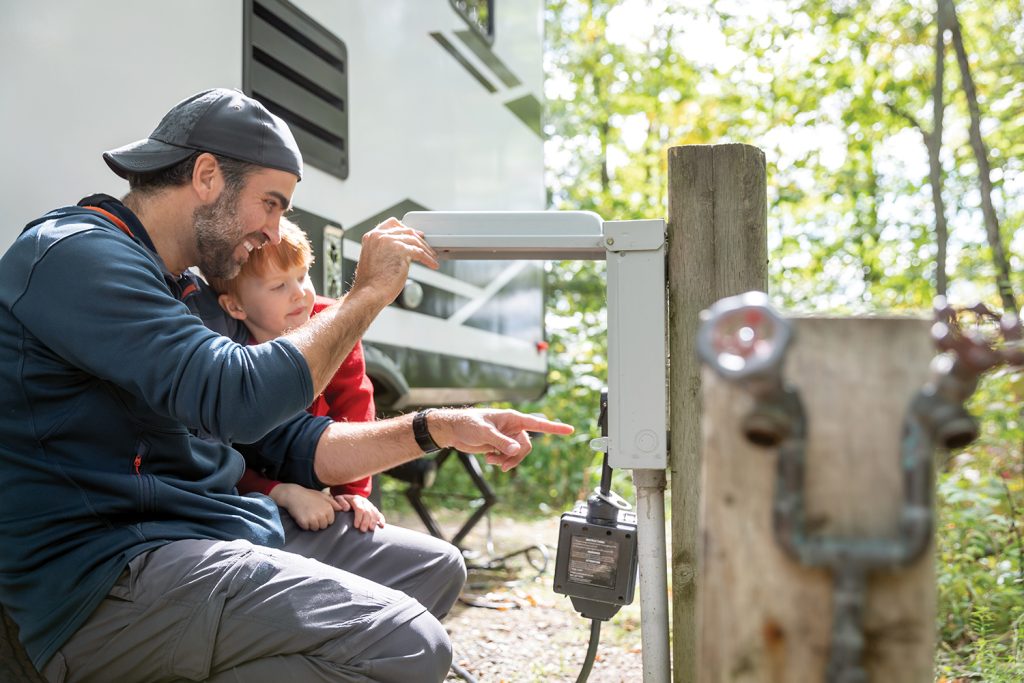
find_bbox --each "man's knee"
[441,542,468,593]
[407,611,453,680]
[424,541,466,619]
[361,611,452,683]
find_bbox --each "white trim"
[343,238,484,300]
[447,261,529,326]
[394,387,544,410]
[363,307,546,373]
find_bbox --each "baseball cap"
[103,88,303,180]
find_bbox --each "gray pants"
[41,512,466,683]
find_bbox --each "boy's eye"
[271,283,285,291]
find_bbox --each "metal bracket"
[603,219,665,252]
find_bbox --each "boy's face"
[223,261,316,343]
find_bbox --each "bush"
[935,371,1024,681]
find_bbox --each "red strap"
[83,205,134,238]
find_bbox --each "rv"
[1,0,549,413]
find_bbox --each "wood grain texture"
[697,317,936,682]
[668,143,768,682]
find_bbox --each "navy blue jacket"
[0,196,332,669]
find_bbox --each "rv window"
[449,0,495,44]
[244,0,349,180]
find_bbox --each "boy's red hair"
[206,217,314,297]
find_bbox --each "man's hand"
[427,409,575,471]
[333,494,386,532]
[312,408,575,488]
[270,483,344,531]
[349,218,439,308]
[286,217,439,395]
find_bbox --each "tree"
[943,0,1018,313]
[887,2,951,298]
[537,1,1023,678]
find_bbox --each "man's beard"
[193,185,249,281]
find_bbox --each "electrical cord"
[449,657,479,683]
[575,619,602,683]
[597,392,613,496]
[575,391,609,683]
[455,391,612,683]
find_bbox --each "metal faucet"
[697,292,1016,683]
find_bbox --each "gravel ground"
[388,510,644,683]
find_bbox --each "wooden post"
[668,144,768,682]
[698,317,936,681]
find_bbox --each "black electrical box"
[553,499,639,621]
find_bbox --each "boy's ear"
[218,293,247,321]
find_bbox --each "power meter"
[553,492,638,621]
[553,391,639,622]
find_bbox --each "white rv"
[1,0,549,411]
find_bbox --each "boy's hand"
[333,494,386,532]
[270,483,344,531]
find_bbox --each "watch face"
[697,291,791,379]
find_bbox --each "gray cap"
[103,88,303,180]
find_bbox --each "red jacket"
[237,296,375,497]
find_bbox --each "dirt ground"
[388,510,645,683]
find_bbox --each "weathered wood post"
[697,317,936,681]
[668,143,768,682]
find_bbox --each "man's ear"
[218,293,247,321]
[192,153,224,202]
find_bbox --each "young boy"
[206,217,385,532]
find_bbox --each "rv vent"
[449,0,495,44]
[244,0,349,179]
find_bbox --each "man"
[0,88,573,683]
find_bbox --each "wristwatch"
[413,409,441,454]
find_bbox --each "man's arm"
[281,219,438,395]
[313,408,574,486]
[7,224,313,444]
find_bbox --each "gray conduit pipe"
[634,468,671,683]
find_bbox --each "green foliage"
[414,0,1024,675]
[936,375,1024,680]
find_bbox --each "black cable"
[575,619,602,683]
[450,658,479,683]
[598,390,612,496]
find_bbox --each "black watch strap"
[413,409,440,453]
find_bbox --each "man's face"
[194,167,297,280]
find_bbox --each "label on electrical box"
[568,535,619,589]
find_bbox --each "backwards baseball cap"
[103,88,303,181]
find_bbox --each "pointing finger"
[508,414,575,436]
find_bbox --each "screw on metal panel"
[605,237,615,246]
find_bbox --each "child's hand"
[270,483,344,531]
[333,494,386,532]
